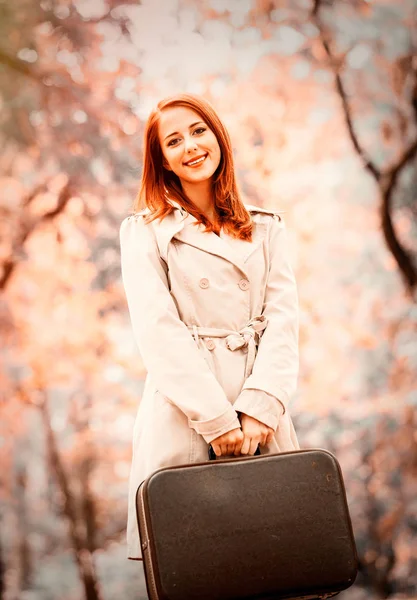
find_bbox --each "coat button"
[238,279,250,291]
[206,339,216,351]
[199,278,209,289]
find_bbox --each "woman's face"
[158,106,221,186]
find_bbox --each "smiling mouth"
[184,153,208,167]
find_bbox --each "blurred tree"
[1,0,416,599]
[40,392,103,600]
[311,0,417,294]
[1,0,141,597]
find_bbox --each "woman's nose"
[184,136,198,153]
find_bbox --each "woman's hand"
[239,414,274,455]
[210,427,244,457]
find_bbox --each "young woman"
[119,93,300,560]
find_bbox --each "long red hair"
[133,93,253,241]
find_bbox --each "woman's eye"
[167,127,206,147]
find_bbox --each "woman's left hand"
[239,413,275,455]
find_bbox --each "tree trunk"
[40,394,103,600]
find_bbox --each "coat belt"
[187,315,268,379]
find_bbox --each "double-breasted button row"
[199,277,249,291]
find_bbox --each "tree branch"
[39,393,104,600]
[0,180,73,290]
[311,0,417,294]
[0,49,43,83]
[311,1,380,179]
[381,137,417,292]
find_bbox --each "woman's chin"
[180,169,215,184]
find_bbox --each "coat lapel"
[174,217,247,277]
[152,201,268,277]
[219,221,268,265]
[174,213,268,277]
[151,205,186,264]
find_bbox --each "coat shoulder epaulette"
[127,208,151,221]
[245,204,283,221]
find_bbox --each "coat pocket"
[153,389,175,413]
[151,390,193,464]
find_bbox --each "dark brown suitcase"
[136,448,358,600]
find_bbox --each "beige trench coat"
[119,201,301,560]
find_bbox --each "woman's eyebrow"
[164,121,205,141]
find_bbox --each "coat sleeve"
[119,215,241,444]
[233,215,299,431]
[234,389,285,431]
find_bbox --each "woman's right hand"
[239,413,274,455]
[210,427,244,457]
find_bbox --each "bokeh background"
[1,0,417,598]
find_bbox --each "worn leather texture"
[136,448,359,600]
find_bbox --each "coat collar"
[152,201,268,278]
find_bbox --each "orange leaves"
[357,333,379,349]
[0,1,416,596]
[377,504,405,540]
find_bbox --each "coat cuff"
[233,388,286,432]
[188,405,241,444]
[241,378,290,414]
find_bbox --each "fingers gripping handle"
[208,445,261,461]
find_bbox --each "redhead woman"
[119,93,300,560]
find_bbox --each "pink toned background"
[1,1,416,598]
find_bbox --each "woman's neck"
[181,179,216,220]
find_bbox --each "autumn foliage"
[1,1,416,599]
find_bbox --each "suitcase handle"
[208,444,261,460]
